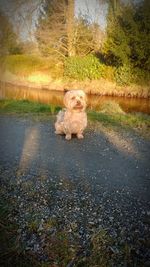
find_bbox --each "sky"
[0,0,40,41]
[0,0,107,41]
[75,0,107,29]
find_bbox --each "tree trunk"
[110,0,120,14]
[66,0,75,57]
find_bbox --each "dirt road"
[0,114,150,265]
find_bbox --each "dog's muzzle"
[74,103,83,110]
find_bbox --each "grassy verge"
[0,99,149,134]
[0,99,61,115]
[88,110,150,137]
[88,110,150,128]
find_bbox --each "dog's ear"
[63,91,70,107]
[84,93,88,104]
[64,88,69,93]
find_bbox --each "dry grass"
[100,101,125,114]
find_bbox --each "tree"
[36,0,74,58]
[66,0,75,56]
[0,9,22,55]
[131,0,150,70]
[74,17,105,56]
[103,0,150,71]
[19,40,39,54]
[36,0,104,58]
[102,0,127,66]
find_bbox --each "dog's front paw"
[65,134,72,140]
[55,130,62,135]
[77,133,84,139]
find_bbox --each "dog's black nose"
[77,100,81,104]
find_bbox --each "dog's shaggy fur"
[55,90,87,140]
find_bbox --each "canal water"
[0,82,150,114]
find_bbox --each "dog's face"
[64,90,87,111]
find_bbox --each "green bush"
[102,65,115,81]
[115,64,133,85]
[115,64,150,85]
[64,54,105,80]
[132,68,150,85]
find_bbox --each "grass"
[0,99,61,114]
[88,110,150,127]
[99,100,125,114]
[3,55,48,76]
[2,55,51,76]
[87,100,150,134]
[0,55,64,79]
[88,110,150,137]
[0,99,150,136]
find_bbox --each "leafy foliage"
[130,0,150,70]
[103,0,150,85]
[64,54,105,80]
[115,64,150,85]
[115,64,133,85]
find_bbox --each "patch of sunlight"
[98,125,139,158]
[18,127,40,173]
[27,72,52,84]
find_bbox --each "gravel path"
[0,114,150,265]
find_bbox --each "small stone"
[88,221,95,225]
[34,244,39,252]
[38,224,43,231]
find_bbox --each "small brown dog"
[55,90,87,140]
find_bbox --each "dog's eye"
[71,96,75,100]
[80,96,83,99]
